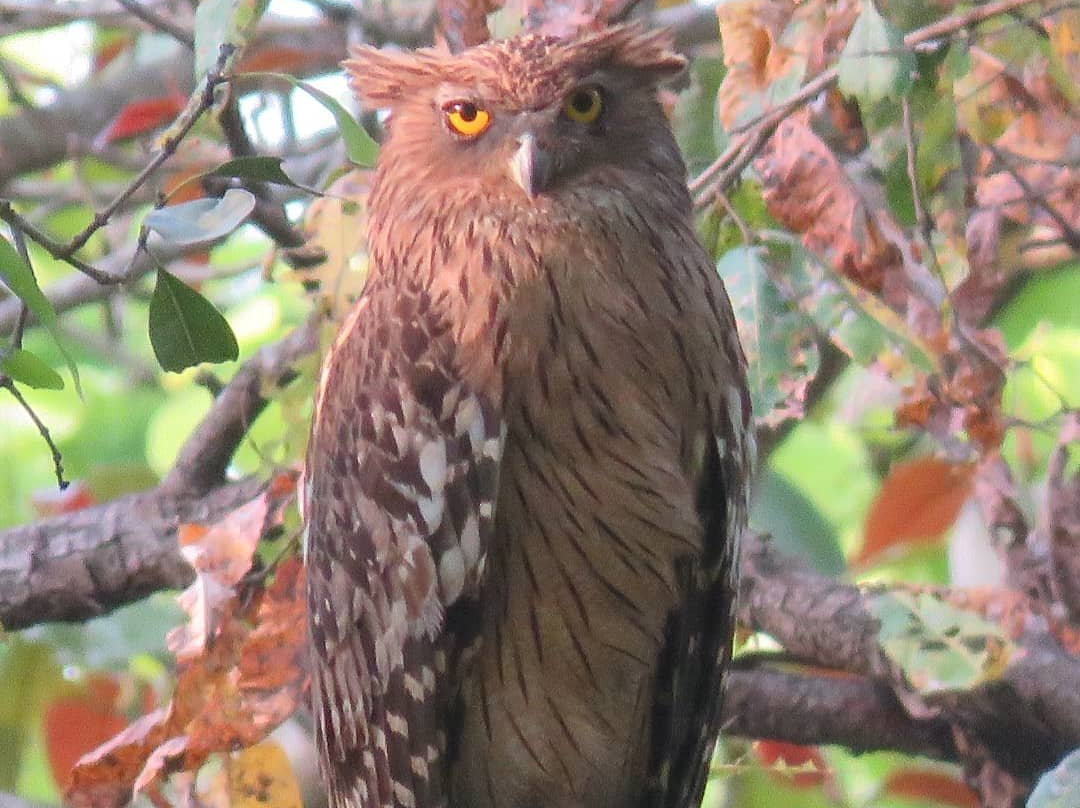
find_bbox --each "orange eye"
[444,101,492,138]
[563,87,603,124]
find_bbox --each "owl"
[304,23,754,808]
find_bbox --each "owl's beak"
[509,133,553,198]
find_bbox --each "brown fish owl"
[305,24,754,808]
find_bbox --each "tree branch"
[0,317,320,630]
[739,534,1080,780]
[723,666,957,762]
[0,477,262,631]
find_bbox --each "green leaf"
[779,246,934,374]
[1028,747,1080,808]
[751,470,845,575]
[250,72,379,166]
[838,1,917,102]
[0,348,64,390]
[193,0,269,79]
[207,156,321,194]
[0,236,81,396]
[717,245,819,427]
[144,187,256,250]
[148,269,239,372]
[868,589,1015,694]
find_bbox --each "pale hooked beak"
[509,133,553,198]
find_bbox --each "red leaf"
[32,481,96,516]
[885,767,978,807]
[753,740,828,788]
[235,46,331,75]
[857,457,975,565]
[45,675,129,789]
[99,95,186,144]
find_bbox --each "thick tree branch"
[0,477,261,631]
[723,666,957,762]
[739,534,1080,779]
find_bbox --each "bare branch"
[115,0,195,48]
[723,666,957,761]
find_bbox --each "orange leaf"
[67,483,304,808]
[857,457,974,565]
[885,767,978,808]
[67,708,172,808]
[235,46,331,75]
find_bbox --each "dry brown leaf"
[438,0,502,49]
[895,328,1007,454]
[67,476,305,808]
[715,0,859,130]
[756,118,905,294]
[716,0,801,129]
[170,493,273,663]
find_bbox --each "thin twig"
[0,202,113,282]
[717,192,754,245]
[986,142,1080,251]
[901,97,933,254]
[58,43,237,267]
[0,378,67,489]
[0,56,32,107]
[7,224,33,349]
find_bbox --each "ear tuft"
[578,23,687,82]
[342,46,442,108]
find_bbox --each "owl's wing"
[305,283,504,808]
[648,275,752,808]
[656,430,744,808]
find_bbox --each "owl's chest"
[444,260,709,808]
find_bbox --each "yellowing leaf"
[868,588,1015,694]
[228,741,303,808]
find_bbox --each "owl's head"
[344,25,687,202]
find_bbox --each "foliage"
[0,0,1076,807]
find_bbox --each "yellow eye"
[444,101,492,138]
[563,87,603,124]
